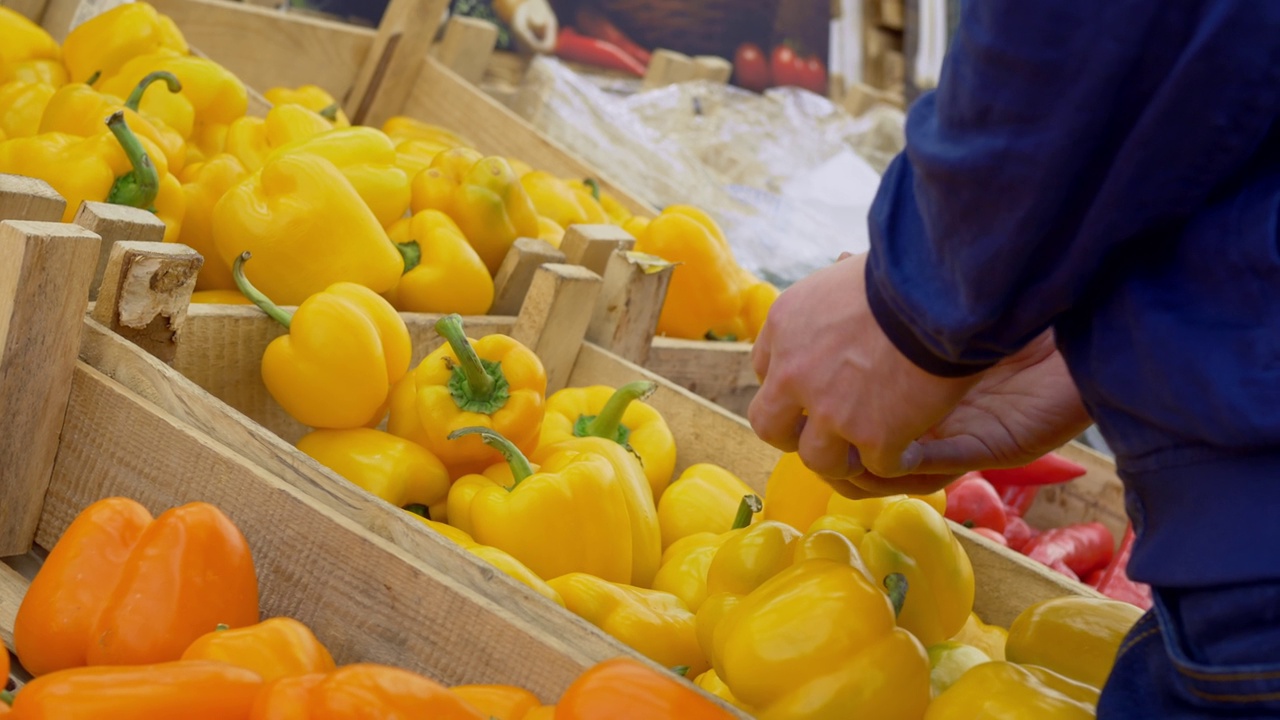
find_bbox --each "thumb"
[911,435,997,476]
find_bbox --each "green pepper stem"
[104,111,159,210]
[86,70,101,86]
[318,103,340,121]
[125,70,182,112]
[580,381,655,442]
[448,427,533,489]
[0,690,12,707]
[436,314,495,398]
[583,177,601,201]
[732,495,763,530]
[215,623,230,632]
[404,503,429,518]
[396,240,422,274]
[885,573,909,618]
[671,665,691,677]
[232,252,293,329]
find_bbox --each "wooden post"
[490,238,565,316]
[0,174,65,223]
[585,251,673,366]
[348,0,451,128]
[642,49,697,90]
[91,242,203,364]
[1,0,49,23]
[72,201,166,301]
[435,16,499,85]
[558,225,635,277]
[510,264,601,392]
[692,56,733,84]
[0,220,100,556]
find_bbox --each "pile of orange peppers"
[0,4,778,339]
[0,497,739,719]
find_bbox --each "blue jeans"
[1099,581,1280,718]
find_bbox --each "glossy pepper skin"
[950,612,1008,661]
[263,85,350,127]
[1006,596,1144,689]
[556,657,737,720]
[520,171,604,229]
[710,557,931,720]
[296,428,449,509]
[446,428,634,583]
[537,382,676,500]
[924,662,1096,720]
[61,2,189,84]
[387,315,545,477]
[765,451,948,530]
[384,210,494,315]
[411,148,541,274]
[267,126,410,227]
[213,153,405,305]
[927,641,992,698]
[810,497,975,647]
[450,685,541,720]
[657,464,757,550]
[248,664,486,719]
[383,115,474,149]
[652,496,762,612]
[9,661,263,720]
[224,103,332,173]
[693,669,748,711]
[0,80,56,139]
[178,153,247,291]
[633,208,750,341]
[0,8,60,72]
[549,573,710,677]
[408,514,565,606]
[233,253,412,429]
[180,618,335,683]
[534,435,662,587]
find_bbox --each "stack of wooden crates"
[861,0,905,103]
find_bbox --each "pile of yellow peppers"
[0,3,777,340]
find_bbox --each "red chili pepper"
[982,453,1088,487]
[1093,525,1153,609]
[1002,515,1034,552]
[1023,523,1115,579]
[1083,568,1106,587]
[970,527,1008,546]
[555,28,648,77]
[574,8,651,66]
[1000,485,1040,517]
[945,473,1008,532]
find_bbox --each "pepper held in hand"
[233,253,412,430]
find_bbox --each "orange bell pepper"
[248,665,486,719]
[450,684,541,719]
[180,617,335,683]
[556,658,737,720]
[9,661,263,720]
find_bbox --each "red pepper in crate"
[982,452,1088,487]
[1002,516,1035,552]
[574,7,651,66]
[1023,523,1115,580]
[945,473,1008,532]
[1000,485,1040,517]
[555,28,648,77]
[1093,525,1153,609]
[970,527,1008,546]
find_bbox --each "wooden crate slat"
[0,562,27,653]
[1027,442,1129,547]
[646,338,758,419]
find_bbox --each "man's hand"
[748,253,979,479]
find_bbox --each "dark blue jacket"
[865,1,1280,587]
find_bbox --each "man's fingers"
[751,327,772,382]
[911,436,996,475]
[849,470,959,498]
[748,388,806,453]
[797,419,864,479]
[860,439,925,479]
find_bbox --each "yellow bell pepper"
[1005,596,1144,690]
[445,427,635,584]
[39,71,188,176]
[693,669,749,711]
[536,382,676,500]
[762,451,837,531]
[704,517,803,598]
[537,216,565,248]
[384,210,494,315]
[0,111,177,229]
[394,137,450,178]
[809,497,975,647]
[410,148,541,275]
[0,7,61,76]
[61,2,190,84]
[263,84,350,127]
[549,573,709,677]
[212,152,405,305]
[569,180,609,224]
[0,80,55,139]
[266,126,410,227]
[925,662,1096,720]
[190,289,252,305]
[383,116,474,149]
[741,280,779,340]
[622,215,651,239]
[2,58,66,87]
[708,554,931,720]
[99,53,246,157]
[652,495,762,612]
[232,253,412,429]
[177,152,247,291]
[296,428,449,509]
[387,315,546,478]
[927,641,992,698]
[223,103,332,173]
[634,209,751,341]
[589,179,633,225]
[950,612,1008,661]
[520,171,607,229]
[657,464,758,549]
[408,514,565,607]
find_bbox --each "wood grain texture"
[41,363,630,700]
[510,264,602,393]
[0,562,26,653]
[348,0,450,127]
[585,250,672,366]
[149,0,375,99]
[73,202,167,301]
[490,237,565,316]
[90,241,203,363]
[558,224,635,278]
[0,175,65,223]
[0,221,100,555]
[642,49,697,90]
[645,337,758,418]
[1025,442,1129,546]
[34,0,76,39]
[435,15,499,85]
[0,0,47,22]
[692,56,733,84]
[404,58,655,217]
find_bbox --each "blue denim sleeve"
[863,0,1280,376]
